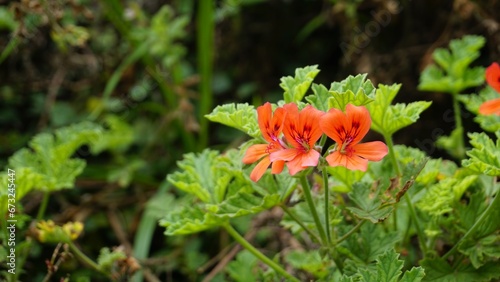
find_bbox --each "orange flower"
[270,103,324,175]
[243,102,286,182]
[320,104,388,171]
[479,99,500,116]
[479,62,500,116]
[485,62,500,93]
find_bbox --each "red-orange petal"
[250,156,271,182]
[270,148,300,162]
[345,104,371,145]
[243,144,268,164]
[479,98,500,116]
[271,160,285,174]
[282,103,302,149]
[299,105,324,148]
[320,107,347,145]
[353,141,389,161]
[257,103,286,143]
[486,62,500,93]
[325,151,369,171]
[320,104,371,147]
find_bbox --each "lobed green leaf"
[280,65,320,103]
[459,87,500,132]
[421,257,500,282]
[462,132,500,176]
[341,249,424,282]
[367,84,432,136]
[418,35,486,94]
[327,74,375,111]
[205,103,260,138]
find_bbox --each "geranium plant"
[161,36,500,282]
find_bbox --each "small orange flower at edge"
[320,104,388,171]
[243,102,286,182]
[479,62,500,116]
[270,103,324,176]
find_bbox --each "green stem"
[37,192,50,220]
[383,133,426,254]
[442,190,500,260]
[384,134,400,231]
[68,241,110,278]
[280,204,321,243]
[197,0,214,150]
[223,224,300,282]
[451,94,465,159]
[300,176,329,246]
[335,220,365,245]
[404,193,427,254]
[383,133,401,176]
[322,168,332,244]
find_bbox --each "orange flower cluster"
[479,62,500,116]
[243,102,389,182]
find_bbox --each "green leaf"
[327,165,365,193]
[417,175,477,217]
[90,115,134,154]
[164,149,294,235]
[459,234,500,269]
[167,149,229,203]
[285,250,329,279]
[280,65,320,103]
[462,132,500,176]
[400,267,426,282]
[347,181,394,223]
[458,88,500,132]
[226,250,259,282]
[6,122,102,192]
[457,190,500,237]
[435,127,465,160]
[358,250,402,282]
[367,84,432,136]
[421,258,500,282]
[328,74,375,111]
[306,83,332,112]
[418,65,453,93]
[207,192,281,218]
[160,204,224,235]
[343,249,424,282]
[342,224,401,263]
[281,193,341,238]
[205,103,260,138]
[395,147,438,185]
[418,35,486,94]
[97,247,127,273]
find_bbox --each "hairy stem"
[300,176,329,246]
[281,204,321,243]
[37,192,50,221]
[68,241,110,278]
[322,168,332,244]
[335,220,366,245]
[223,224,300,282]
